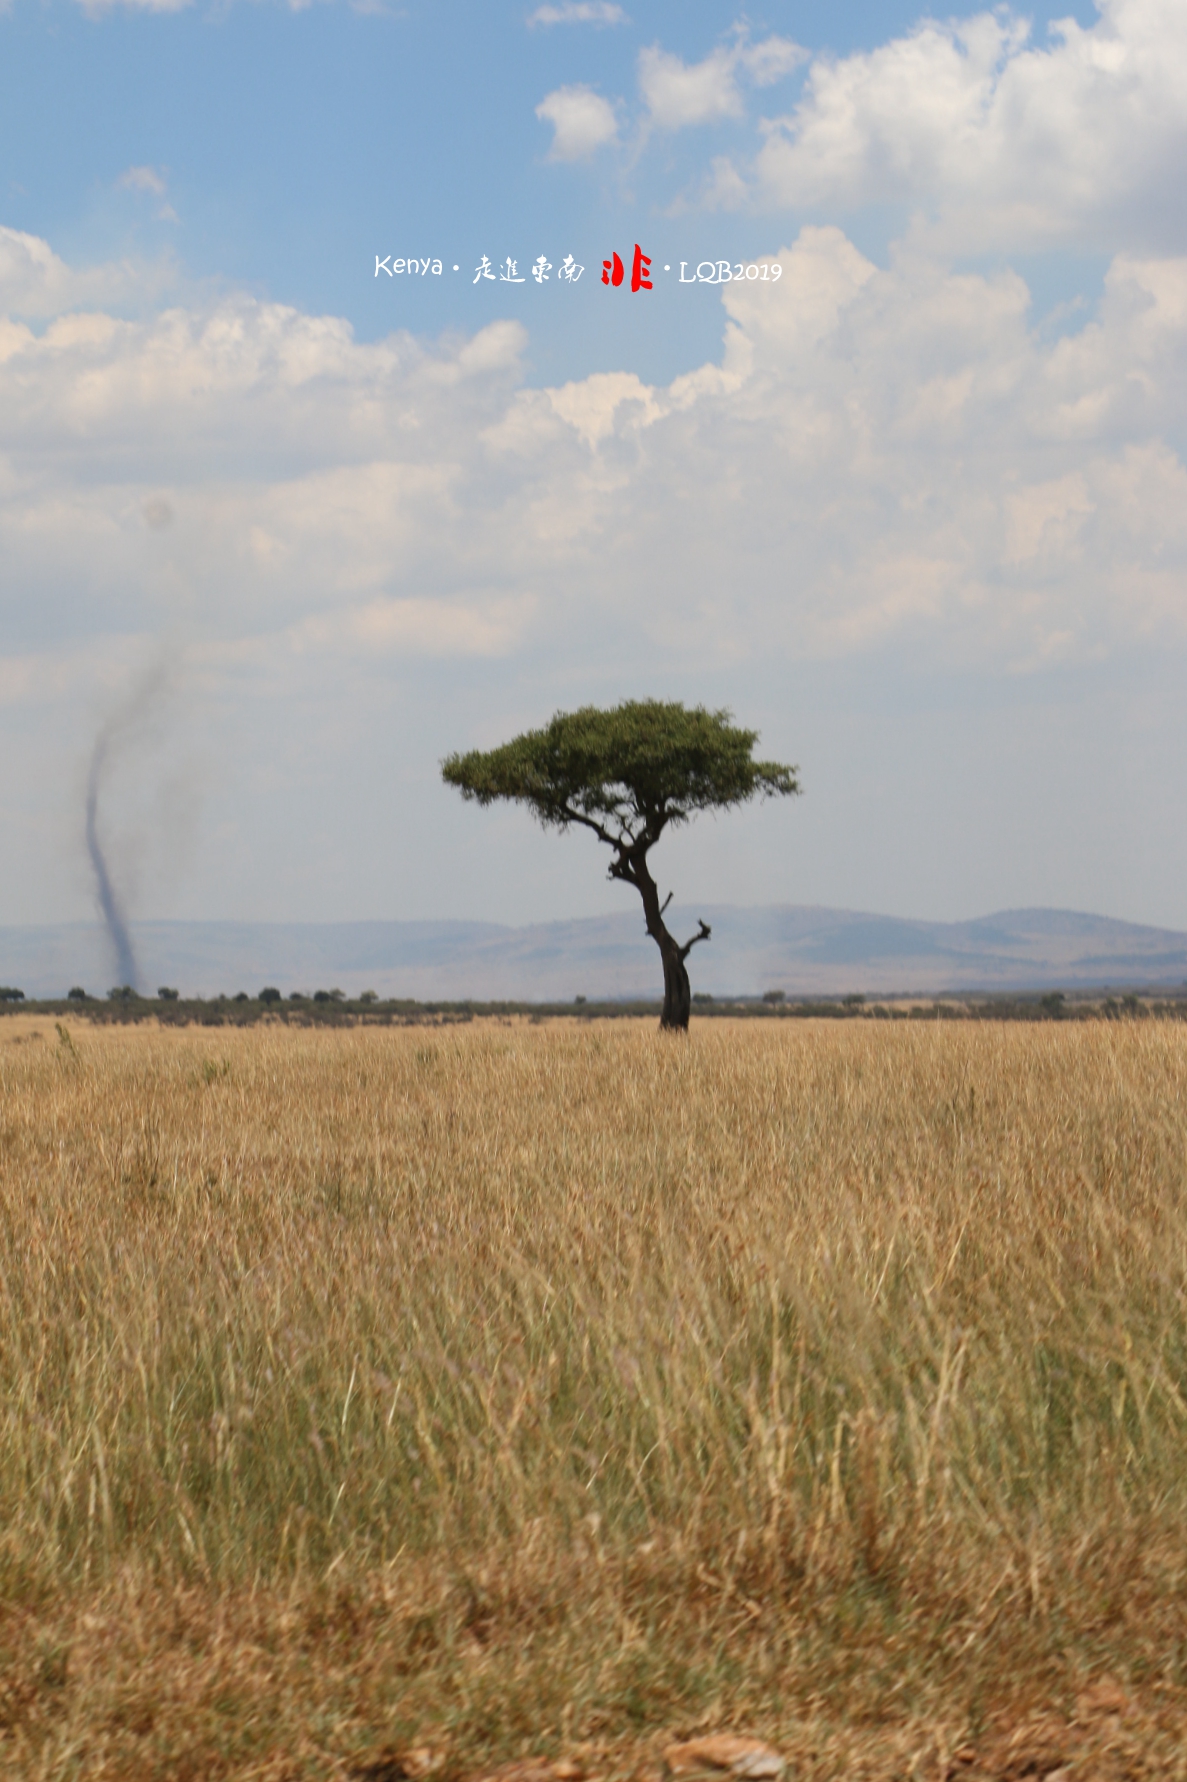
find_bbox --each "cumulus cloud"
[4,222,1187,705]
[119,166,168,196]
[116,165,178,224]
[0,225,173,318]
[77,0,190,13]
[76,0,379,11]
[753,0,1187,254]
[527,2,626,25]
[290,595,533,658]
[0,267,531,667]
[0,228,80,318]
[6,222,1187,928]
[639,29,805,130]
[536,84,619,159]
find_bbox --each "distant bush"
[574,995,587,1005]
[233,992,249,1003]
[359,990,378,1005]
[692,992,713,1003]
[158,987,179,1001]
[108,986,137,1003]
[288,993,306,1003]
[842,993,865,1008]
[762,989,785,1004]
[0,986,25,1002]
[259,988,282,1005]
[313,990,332,1003]
[67,987,89,1001]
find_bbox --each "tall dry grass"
[2,1015,1187,1779]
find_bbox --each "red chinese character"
[601,252,624,287]
[631,244,652,292]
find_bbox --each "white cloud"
[6,224,1187,928]
[740,35,810,88]
[753,0,1187,254]
[535,85,619,159]
[117,166,178,224]
[289,594,533,657]
[546,371,664,447]
[699,155,750,211]
[0,227,78,317]
[639,44,745,127]
[639,29,805,130]
[527,2,626,25]
[75,0,379,11]
[119,166,168,196]
[4,223,1187,698]
[0,225,177,318]
[77,0,190,13]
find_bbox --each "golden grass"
[2,1013,1187,1779]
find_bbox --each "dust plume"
[86,728,139,990]
[84,657,172,992]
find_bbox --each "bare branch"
[677,919,712,963]
[659,890,674,917]
[557,802,628,854]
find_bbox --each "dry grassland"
[2,1014,1187,1780]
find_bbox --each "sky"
[3,0,1187,944]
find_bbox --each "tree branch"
[659,890,674,917]
[677,919,712,962]
[553,801,658,890]
[556,802,628,853]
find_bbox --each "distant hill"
[4,906,1187,1002]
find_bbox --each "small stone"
[473,1764,585,1782]
[663,1737,785,1780]
[1075,1675,1130,1721]
[403,1752,441,1779]
[352,1757,438,1782]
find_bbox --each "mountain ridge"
[4,905,1187,1001]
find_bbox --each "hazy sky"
[3,0,1186,935]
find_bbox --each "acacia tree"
[441,700,799,1031]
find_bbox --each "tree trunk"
[631,855,707,1033]
[660,942,692,1032]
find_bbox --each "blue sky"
[1,0,1106,379]
[3,0,1187,950]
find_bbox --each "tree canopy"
[441,700,798,847]
[442,701,799,1029]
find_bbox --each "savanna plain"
[2,1014,1187,1781]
